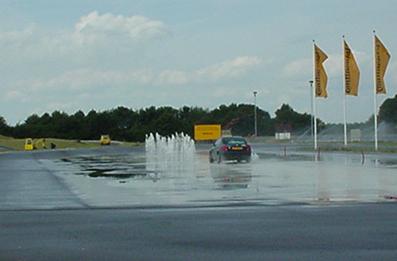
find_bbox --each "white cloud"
[196,56,262,80]
[0,26,35,45]
[156,70,189,85]
[73,11,169,45]
[390,62,397,86]
[2,56,263,101]
[283,58,311,78]
[84,56,261,87]
[0,11,170,60]
[4,90,25,101]
[4,69,154,95]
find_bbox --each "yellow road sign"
[194,124,221,141]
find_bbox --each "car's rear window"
[222,137,247,145]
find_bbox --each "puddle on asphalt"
[374,159,397,168]
[60,155,156,180]
[257,152,314,161]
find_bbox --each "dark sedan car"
[209,136,252,163]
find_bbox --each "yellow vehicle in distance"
[100,135,111,145]
[24,138,47,150]
[35,138,47,149]
[24,138,34,151]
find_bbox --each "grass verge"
[0,136,140,152]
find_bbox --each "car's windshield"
[222,137,247,145]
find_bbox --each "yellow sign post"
[194,124,221,141]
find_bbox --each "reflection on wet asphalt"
[61,156,150,179]
[45,145,397,208]
[375,158,397,168]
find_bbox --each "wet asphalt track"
[1,145,397,260]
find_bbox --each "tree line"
[0,104,315,141]
[1,97,395,142]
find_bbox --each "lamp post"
[253,91,258,137]
[309,80,314,140]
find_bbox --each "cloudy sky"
[1,0,396,125]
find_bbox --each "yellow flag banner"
[314,44,328,97]
[344,40,360,96]
[375,35,391,94]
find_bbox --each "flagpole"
[310,80,314,140]
[313,41,318,151]
[342,36,348,146]
[373,30,379,151]
[313,80,317,150]
[343,87,347,146]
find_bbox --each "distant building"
[350,129,361,142]
[275,132,291,140]
[221,129,232,136]
[275,123,292,140]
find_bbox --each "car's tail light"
[220,145,228,152]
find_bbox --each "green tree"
[379,94,397,124]
[0,116,10,136]
[274,104,311,132]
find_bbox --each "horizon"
[1,101,384,127]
